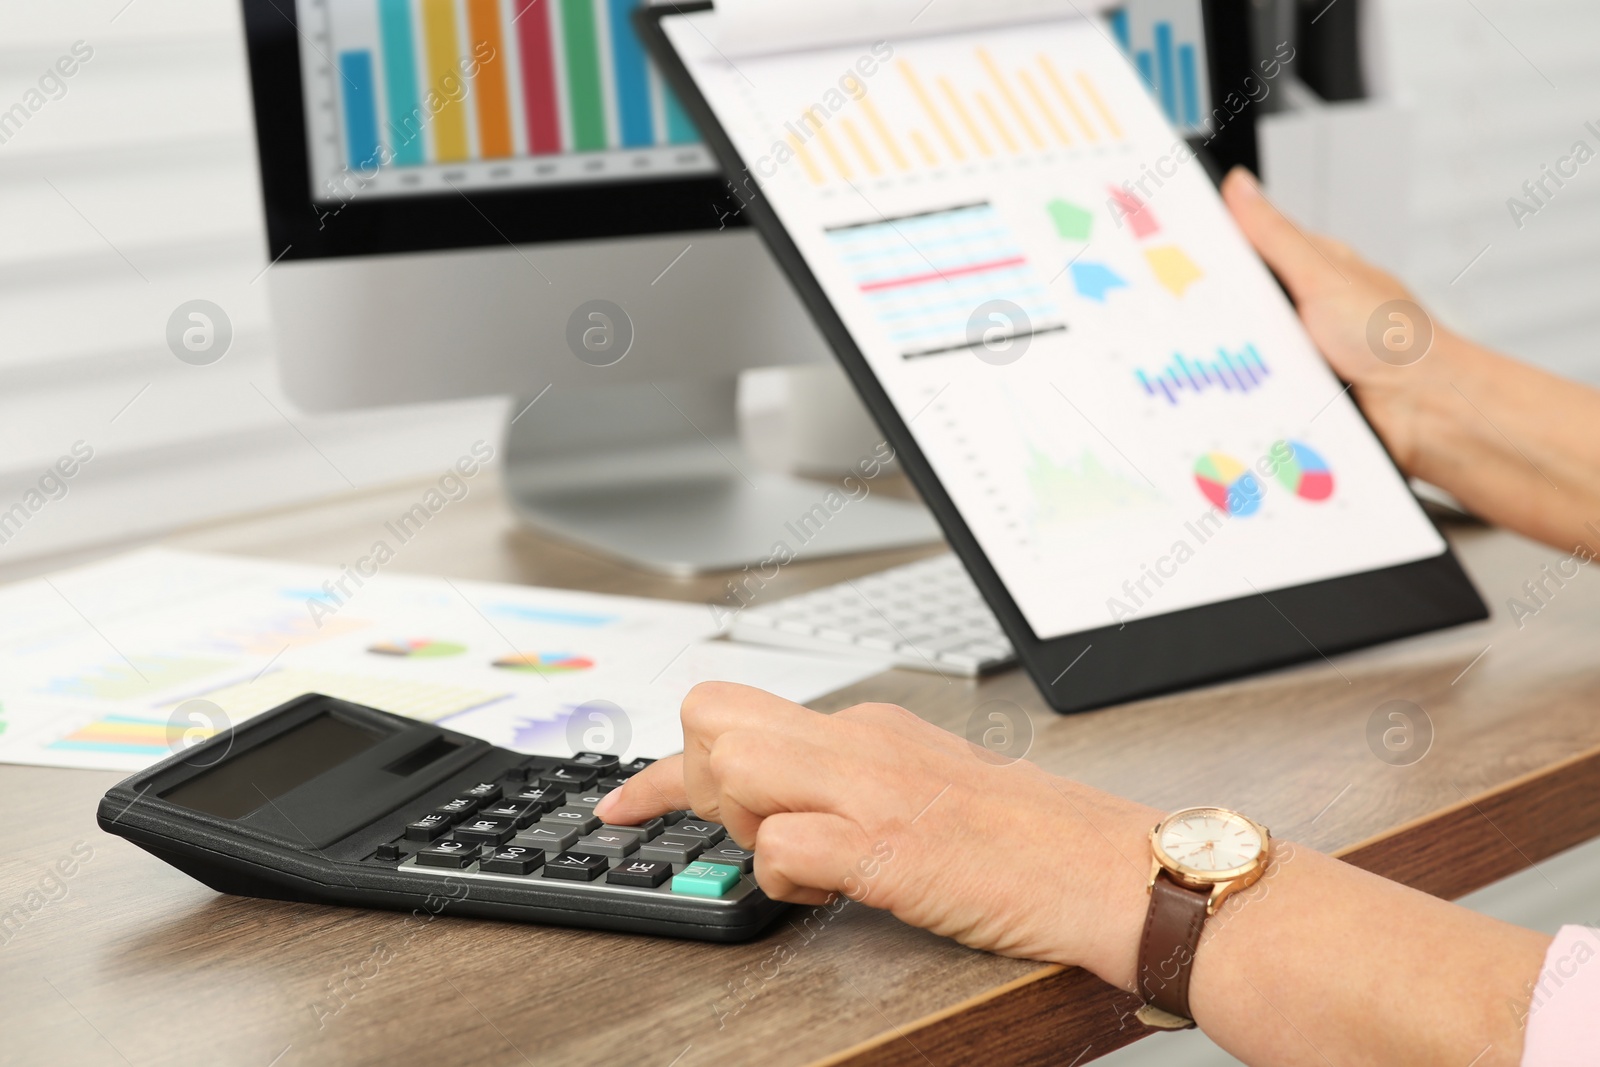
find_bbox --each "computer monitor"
[238,0,939,574]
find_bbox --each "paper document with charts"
[660,8,1444,641]
[0,549,884,773]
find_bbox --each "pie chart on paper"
[368,639,467,658]
[492,652,595,675]
[1275,440,1335,501]
[1193,453,1262,517]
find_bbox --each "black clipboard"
[638,1,1487,714]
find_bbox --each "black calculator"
[98,693,784,941]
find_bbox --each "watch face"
[1157,807,1265,877]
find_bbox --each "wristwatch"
[1136,806,1272,1030]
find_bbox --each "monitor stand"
[501,379,941,576]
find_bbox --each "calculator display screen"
[162,713,385,820]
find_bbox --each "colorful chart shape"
[1047,198,1094,240]
[1145,245,1203,297]
[1137,344,1270,404]
[1070,261,1128,303]
[49,714,191,758]
[493,652,596,675]
[1107,185,1159,238]
[1193,453,1263,517]
[368,639,467,659]
[1275,440,1335,501]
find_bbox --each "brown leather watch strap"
[1136,873,1211,1026]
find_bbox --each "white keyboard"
[728,555,1015,676]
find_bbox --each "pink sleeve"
[1522,925,1600,1066]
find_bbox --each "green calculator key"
[671,861,742,898]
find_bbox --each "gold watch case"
[1147,805,1272,916]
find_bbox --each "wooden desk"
[5,474,1599,1067]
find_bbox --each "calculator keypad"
[385,756,756,903]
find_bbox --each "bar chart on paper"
[775,45,1128,187]
[300,0,715,197]
[1135,344,1271,405]
[826,202,1064,359]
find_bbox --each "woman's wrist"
[1039,776,1160,989]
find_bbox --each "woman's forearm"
[1364,329,1600,554]
[1188,842,1549,1066]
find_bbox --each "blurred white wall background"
[1,0,1597,572]
[0,0,507,575]
[1382,0,1600,383]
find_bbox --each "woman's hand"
[1225,166,1600,551]
[1221,167,1444,473]
[595,682,1158,989]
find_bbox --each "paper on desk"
[0,549,888,773]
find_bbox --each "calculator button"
[436,797,480,820]
[543,852,607,881]
[570,752,621,770]
[479,801,539,828]
[702,844,755,873]
[462,782,502,803]
[540,765,599,789]
[672,821,726,845]
[606,858,673,888]
[453,816,517,845]
[373,842,402,862]
[621,758,655,775]
[405,813,453,841]
[502,765,531,783]
[638,835,705,864]
[571,830,640,859]
[479,845,544,875]
[596,776,629,791]
[541,807,602,834]
[603,817,663,841]
[566,791,608,809]
[660,810,689,825]
[671,861,742,898]
[416,841,477,869]
[510,785,565,812]
[512,825,578,851]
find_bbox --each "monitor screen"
[298,0,719,202]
